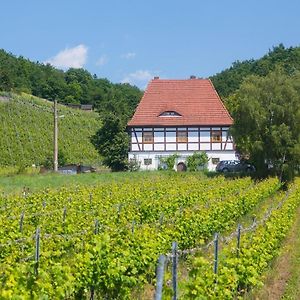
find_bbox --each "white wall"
[128,150,238,171]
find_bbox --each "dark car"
[216,160,255,173]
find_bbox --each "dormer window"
[159,111,182,117]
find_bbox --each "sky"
[1,0,300,89]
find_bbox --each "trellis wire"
[1,187,291,250]
[165,188,292,259]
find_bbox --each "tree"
[0,49,142,115]
[229,68,300,182]
[211,44,300,98]
[91,114,129,171]
[186,152,209,171]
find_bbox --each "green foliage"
[42,150,67,169]
[128,155,141,172]
[186,152,209,171]
[92,114,129,171]
[211,44,300,99]
[159,154,179,170]
[229,68,300,181]
[0,49,143,170]
[0,49,142,118]
[185,179,300,299]
[0,92,101,167]
[0,175,281,298]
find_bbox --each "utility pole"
[53,99,58,172]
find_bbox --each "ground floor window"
[144,158,152,165]
[212,157,220,165]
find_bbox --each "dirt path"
[250,206,300,300]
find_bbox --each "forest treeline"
[92,44,300,176]
[210,44,300,181]
[0,49,142,123]
[1,44,300,120]
[211,44,300,98]
[1,44,299,178]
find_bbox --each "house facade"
[127,77,237,171]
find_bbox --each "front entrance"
[177,162,187,172]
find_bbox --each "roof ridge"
[150,78,209,81]
[207,79,233,122]
[127,78,233,127]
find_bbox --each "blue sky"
[1,0,300,88]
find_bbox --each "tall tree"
[230,68,300,181]
[0,49,142,116]
[91,114,129,171]
[211,44,300,98]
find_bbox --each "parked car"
[216,160,255,173]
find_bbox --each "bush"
[91,114,129,171]
[159,154,179,171]
[186,152,209,171]
[128,156,141,172]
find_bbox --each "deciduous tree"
[230,68,300,181]
[91,114,129,171]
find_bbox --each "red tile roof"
[127,78,233,127]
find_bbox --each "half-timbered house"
[127,76,237,171]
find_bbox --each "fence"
[154,189,291,299]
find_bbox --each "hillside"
[210,44,300,98]
[0,92,101,167]
[0,49,142,123]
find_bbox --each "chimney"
[190,75,196,79]
[154,76,159,80]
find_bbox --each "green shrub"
[186,151,209,171]
[159,154,179,171]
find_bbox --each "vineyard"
[1,173,299,299]
[0,92,101,168]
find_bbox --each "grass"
[246,205,300,300]
[0,170,207,196]
[281,206,300,299]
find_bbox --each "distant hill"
[0,49,142,123]
[0,92,101,167]
[211,44,300,98]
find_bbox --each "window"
[211,130,221,142]
[159,111,182,117]
[177,130,188,143]
[144,158,152,165]
[212,158,220,165]
[143,131,153,143]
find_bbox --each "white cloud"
[45,44,88,69]
[121,52,136,59]
[121,70,154,87]
[96,54,108,66]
